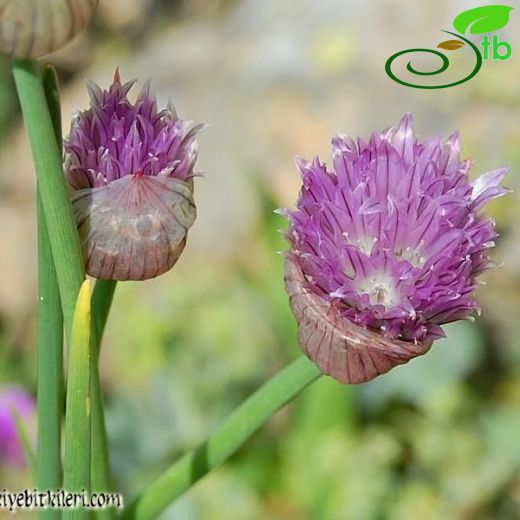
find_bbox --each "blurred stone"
[0,131,36,319]
[97,0,155,31]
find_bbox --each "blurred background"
[0,0,519,518]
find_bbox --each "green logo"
[385,5,513,89]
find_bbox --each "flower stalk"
[123,356,322,520]
[91,280,117,501]
[36,64,65,520]
[13,60,115,504]
[36,194,64,507]
[13,59,85,333]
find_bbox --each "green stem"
[90,356,112,514]
[91,280,117,519]
[36,67,64,520]
[122,356,322,520]
[13,60,115,502]
[37,194,64,516]
[13,59,85,334]
[92,281,117,348]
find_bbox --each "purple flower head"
[0,386,35,467]
[284,114,509,384]
[64,69,201,281]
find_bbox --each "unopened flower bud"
[64,70,201,281]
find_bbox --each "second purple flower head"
[284,114,509,384]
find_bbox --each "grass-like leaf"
[37,65,65,520]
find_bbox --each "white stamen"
[395,245,426,268]
[356,272,399,309]
[343,233,377,255]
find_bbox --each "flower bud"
[64,71,200,281]
[0,0,98,58]
[284,114,509,384]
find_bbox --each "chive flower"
[64,70,201,280]
[284,114,508,384]
[0,386,35,467]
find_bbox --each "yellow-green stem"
[63,281,92,520]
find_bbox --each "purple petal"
[470,167,510,211]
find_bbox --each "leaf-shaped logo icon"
[437,40,466,50]
[453,5,513,34]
